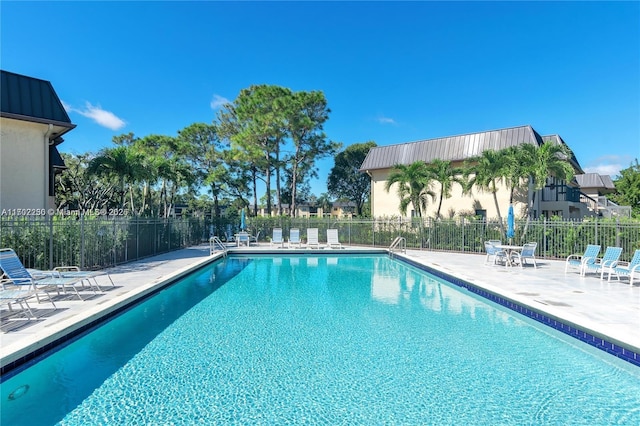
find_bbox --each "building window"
[475,209,487,220]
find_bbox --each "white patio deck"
[1,243,638,372]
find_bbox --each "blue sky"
[2,1,639,198]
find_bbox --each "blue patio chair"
[582,246,623,278]
[565,245,600,275]
[484,241,507,266]
[288,228,302,248]
[510,242,538,268]
[0,248,95,301]
[605,249,640,286]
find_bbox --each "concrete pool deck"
[1,244,639,373]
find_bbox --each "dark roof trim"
[0,111,76,130]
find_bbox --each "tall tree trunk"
[490,180,506,236]
[211,184,220,218]
[276,149,282,215]
[521,181,537,240]
[252,169,258,217]
[265,159,272,216]
[436,183,444,219]
[129,185,136,214]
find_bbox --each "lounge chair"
[510,242,538,268]
[582,246,623,278]
[52,266,115,289]
[0,248,95,301]
[565,244,601,274]
[0,279,52,319]
[326,229,343,249]
[270,228,284,248]
[606,249,640,286]
[484,241,507,266]
[306,228,320,249]
[288,228,302,248]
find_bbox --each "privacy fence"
[1,215,639,270]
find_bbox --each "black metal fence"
[2,215,639,270]
[246,216,640,262]
[0,215,208,270]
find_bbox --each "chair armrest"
[581,256,597,265]
[0,278,16,289]
[566,254,581,262]
[54,266,81,272]
[8,277,34,285]
[29,268,67,278]
[601,260,618,268]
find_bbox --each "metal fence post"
[80,214,85,269]
[372,219,375,247]
[543,217,547,259]
[49,215,54,270]
[461,218,465,252]
[136,218,139,259]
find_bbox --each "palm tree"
[502,146,530,205]
[384,161,435,217]
[88,146,146,211]
[464,149,510,234]
[519,141,576,235]
[426,159,464,219]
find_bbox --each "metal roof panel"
[360,125,553,171]
[1,70,72,125]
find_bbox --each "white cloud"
[583,155,634,178]
[210,94,229,110]
[64,101,126,130]
[377,116,396,125]
[61,100,72,112]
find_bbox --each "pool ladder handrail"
[210,236,228,257]
[389,236,406,256]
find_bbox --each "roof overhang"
[1,112,76,140]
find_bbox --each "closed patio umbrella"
[240,208,246,231]
[507,204,515,243]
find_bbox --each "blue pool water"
[2,255,640,425]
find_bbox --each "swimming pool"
[2,254,640,424]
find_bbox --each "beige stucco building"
[360,125,601,220]
[0,70,75,212]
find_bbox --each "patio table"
[495,244,523,267]
[235,232,250,247]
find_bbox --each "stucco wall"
[370,168,527,220]
[0,118,48,211]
